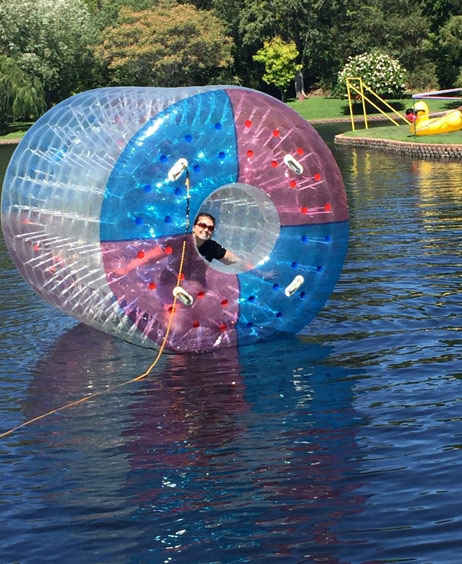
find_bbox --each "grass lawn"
[0,122,33,143]
[341,123,462,145]
[287,97,355,120]
[287,96,460,121]
[288,96,462,144]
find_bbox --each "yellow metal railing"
[346,77,409,131]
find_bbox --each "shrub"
[336,52,406,99]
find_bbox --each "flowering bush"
[336,52,406,99]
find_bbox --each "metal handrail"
[346,77,409,131]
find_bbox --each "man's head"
[193,213,216,243]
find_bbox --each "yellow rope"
[0,175,191,440]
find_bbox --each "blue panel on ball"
[101,90,238,242]
[236,221,349,344]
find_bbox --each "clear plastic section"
[198,183,280,275]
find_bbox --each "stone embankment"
[334,133,462,159]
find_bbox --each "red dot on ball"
[179,273,185,281]
[245,119,252,128]
[137,251,145,259]
[221,299,228,306]
[324,203,332,211]
[149,282,157,290]
[290,180,297,188]
[197,291,205,299]
[273,129,280,137]
[271,160,278,168]
[301,206,308,214]
[219,323,227,332]
[164,246,173,255]
[297,147,304,155]
[247,149,254,158]
[193,321,200,328]
[314,173,322,181]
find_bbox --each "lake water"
[1,124,462,563]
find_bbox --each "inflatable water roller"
[1,86,349,352]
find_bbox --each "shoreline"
[334,133,462,159]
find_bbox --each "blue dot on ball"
[214,122,222,130]
[301,235,309,243]
[160,155,168,163]
[144,184,152,192]
[174,187,182,195]
[185,134,193,142]
[135,217,143,225]
[218,151,226,159]
[193,164,201,173]
[276,311,283,318]
[164,215,172,223]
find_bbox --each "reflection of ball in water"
[1,86,349,352]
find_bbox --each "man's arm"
[219,249,240,265]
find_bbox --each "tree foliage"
[418,0,462,32]
[83,0,158,28]
[0,0,98,104]
[95,2,233,87]
[438,15,462,85]
[253,37,301,100]
[0,56,46,127]
[212,0,350,91]
[338,0,435,90]
[1,0,462,130]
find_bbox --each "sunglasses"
[195,221,215,233]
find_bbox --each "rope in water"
[0,172,191,440]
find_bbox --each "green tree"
[417,0,462,32]
[212,0,352,93]
[83,0,159,29]
[438,15,462,85]
[95,2,234,87]
[0,0,99,105]
[213,0,443,92]
[253,37,301,100]
[0,56,46,128]
[340,0,435,90]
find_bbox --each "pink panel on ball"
[226,89,348,226]
[102,234,239,352]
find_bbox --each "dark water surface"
[1,125,462,563]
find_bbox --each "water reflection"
[1,321,368,563]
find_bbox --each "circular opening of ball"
[196,183,280,274]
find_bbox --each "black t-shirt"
[198,239,226,262]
